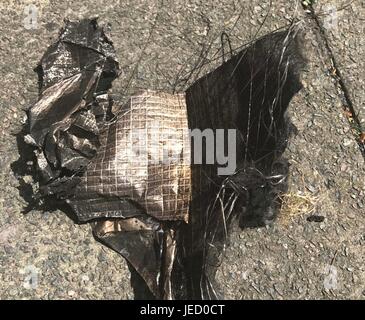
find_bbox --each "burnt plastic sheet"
[27,18,119,187]
[93,216,164,297]
[20,18,306,300]
[183,26,306,299]
[37,18,119,93]
[73,90,191,299]
[94,218,180,300]
[23,19,191,300]
[66,91,191,223]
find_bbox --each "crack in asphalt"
[302,2,365,160]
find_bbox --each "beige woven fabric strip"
[71,90,191,222]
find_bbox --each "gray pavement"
[0,0,364,299]
[314,0,365,128]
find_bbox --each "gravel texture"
[0,0,364,299]
[314,0,365,128]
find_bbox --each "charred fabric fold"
[25,18,119,189]
[19,19,305,300]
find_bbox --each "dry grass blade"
[278,190,318,225]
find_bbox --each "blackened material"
[23,19,189,300]
[77,91,190,299]
[93,217,164,296]
[66,91,191,223]
[184,27,306,299]
[19,18,306,301]
[307,215,325,223]
[27,18,119,189]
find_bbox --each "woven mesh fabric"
[67,90,191,222]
